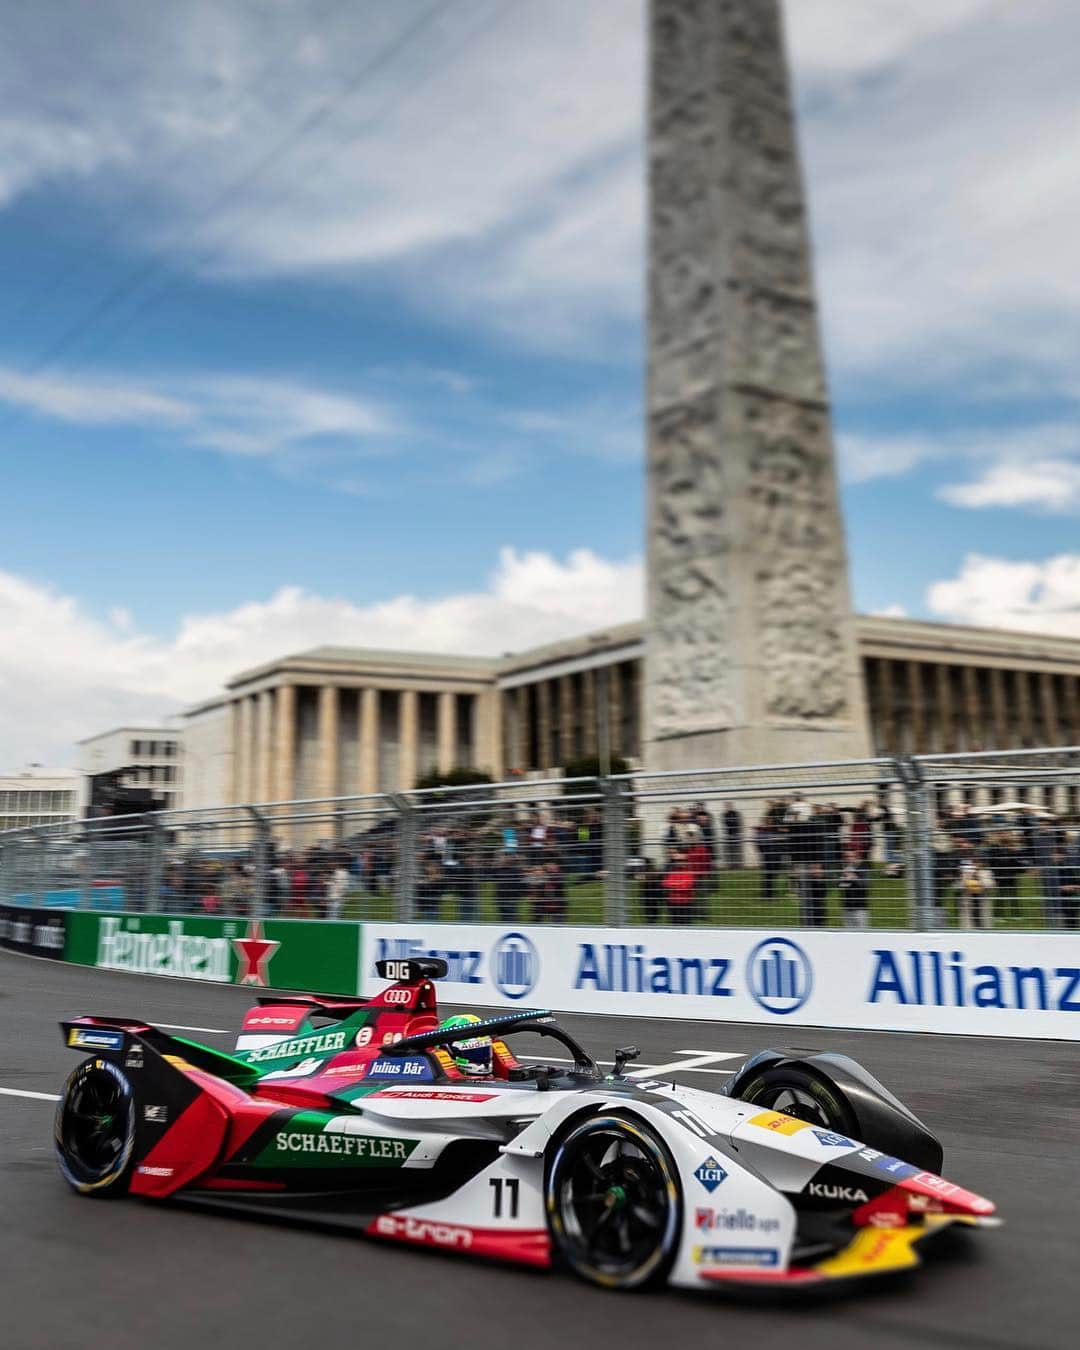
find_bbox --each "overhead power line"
[0,0,451,434]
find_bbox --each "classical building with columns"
[179,614,1080,809]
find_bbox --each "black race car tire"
[737,1064,858,1137]
[55,1057,136,1197]
[545,1112,682,1291]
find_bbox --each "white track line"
[0,1087,60,1102]
[627,1051,743,1078]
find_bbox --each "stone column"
[644,0,872,770]
[1015,671,1035,746]
[537,681,553,774]
[609,663,624,760]
[989,668,1009,749]
[907,662,926,755]
[1040,672,1061,746]
[437,691,457,774]
[878,660,896,754]
[582,669,597,757]
[935,664,955,754]
[275,683,297,801]
[257,690,274,802]
[559,676,576,768]
[317,685,339,800]
[236,696,253,802]
[359,688,379,794]
[399,689,419,790]
[961,666,981,751]
[1064,676,1080,744]
[474,689,501,777]
[515,687,532,771]
[228,699,241,803]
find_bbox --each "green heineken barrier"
[63,911,362,995]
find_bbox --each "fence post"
[31,828,47,906]
[600,778,628,925]
[389,794,417,921]
[146,815,166,913]
[80,823,96,910]
[243,805,271,918]
[896,757,934,928]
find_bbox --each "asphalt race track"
[2,950,1077,1350]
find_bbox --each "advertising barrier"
[0,904,67,959]
[6,907,1077,1040]
[361,922,1080,1041]
[63,912,363,995]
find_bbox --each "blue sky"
[2,0,1080,764]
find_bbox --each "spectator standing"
[755,806,783,902]
[221,861,252,917]
[693,804,717,874]
[792,806,829,926]
[492,852,521,923]
[289,858,310,917]
[414,860,444,920]
[1061,839,1080,929]
[454,850,481,922]
[875,800,901,876]
[953,844,994,928]
[662,849,696,924]
[837,849,870,928]
[985,830,1023,921]
[849,804,872,862]
[721,801,743,870]
[325,863,350,920]
[638,857,664,926]
[684,824,712,913]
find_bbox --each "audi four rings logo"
[746,937,813,1015]
[492,932,539,1000]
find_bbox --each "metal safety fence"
[3,747,1080,930]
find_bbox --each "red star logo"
[232,920,281,987]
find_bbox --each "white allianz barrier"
[360,922,1080,1041]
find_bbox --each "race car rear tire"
[735,1065,857,1137]
[545,1113,681,1291]
[55,1058,136,1197]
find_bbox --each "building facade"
[76,726,183,810]
[179,615,1080,811]
[0,767,83,830]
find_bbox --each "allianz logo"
[870,950,1080,1012]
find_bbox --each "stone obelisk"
[644,0,871,770]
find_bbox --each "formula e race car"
[55,959,998,1292]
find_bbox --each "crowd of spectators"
[930,803,1079,928]
[152,794,1078,930]
[158,806,606,923]
[650,798,900,928]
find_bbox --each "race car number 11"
[489,1176,520,1219]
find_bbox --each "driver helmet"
[439,1013,493,1077]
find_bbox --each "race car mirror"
[374,958,449,982]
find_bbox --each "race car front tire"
[735,1064,857,1137]
[55,1057,136,1197]
[545,1113,682,1291]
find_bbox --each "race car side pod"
[726,1049,944,1174]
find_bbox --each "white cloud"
[0,547,643,765]
[927,552,1080,635]
[870,604,908,619]
[837,432,937,484]
[3,0,1079,383]
[0,365,397,480]
[939,459,1080,512]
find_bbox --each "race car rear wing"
[374,958,449,982]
